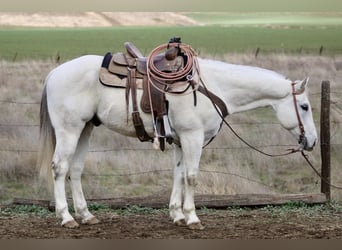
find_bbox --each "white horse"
[38,55,317,229]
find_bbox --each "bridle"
[291,82,306,149]
[200,79,306,157]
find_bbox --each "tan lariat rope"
[146,43,199,96]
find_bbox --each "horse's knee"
[51,160,68,180]
[51,161,59,180]
[186,174,198,187]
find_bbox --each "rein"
[300,151,342,190]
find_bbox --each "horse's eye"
[301,104,309,111]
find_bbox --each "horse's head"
[273,78,318,151]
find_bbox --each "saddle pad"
[99,53,143,89]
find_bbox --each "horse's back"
[47,55,103,85]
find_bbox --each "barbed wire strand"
[84,168,274,189]
[1,142,342,153]
[1,119,342,128]
[0,91,341,105]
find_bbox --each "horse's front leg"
[169,146,186,225]
[170,131,204,229]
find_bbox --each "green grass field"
[1,12,342,61]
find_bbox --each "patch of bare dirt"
[1,208,342,239]
[0,12,198,27]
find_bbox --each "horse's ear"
[294,77,309,94]
[301,77,309,89]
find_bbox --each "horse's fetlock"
[55,205,68,218]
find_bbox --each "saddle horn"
[165,37,182,61]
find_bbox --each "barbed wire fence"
[0,90,341,201]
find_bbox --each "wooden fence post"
[320,80,331,201]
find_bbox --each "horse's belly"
[96,89,154,137]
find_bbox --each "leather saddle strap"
[197,85,229,117]
[128,68,139,113]
[125,69,132,123]
[128,68,153,142]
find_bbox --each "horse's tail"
[37,83,55,189]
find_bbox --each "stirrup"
[162,114,172,138]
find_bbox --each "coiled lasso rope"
[146,43,199,96]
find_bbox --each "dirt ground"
[1,206,342,239]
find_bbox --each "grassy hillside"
[0,24,342,61]
[187,12,342,26]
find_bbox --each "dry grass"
[0,12,198,27]
[0,53,341,204]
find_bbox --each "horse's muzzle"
[299,136,316,151]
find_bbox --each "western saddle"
[99,38,228,151]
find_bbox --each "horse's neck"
[199,59,292,114]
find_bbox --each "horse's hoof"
[82,217,100,225]
[188,222,205,230]
[174,219,186,227]
[62,220,79,228]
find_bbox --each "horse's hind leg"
[52,128,83,228]
[69,122,99,225]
